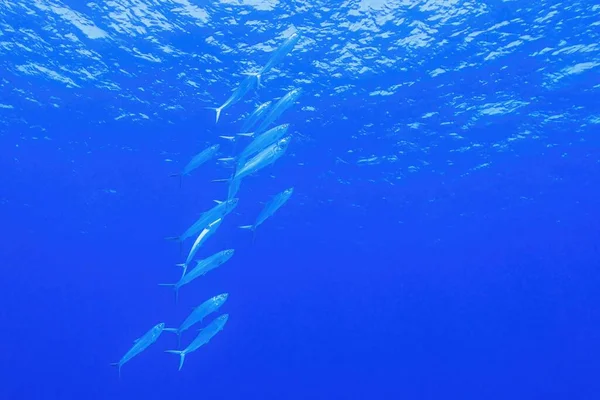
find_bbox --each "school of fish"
[111,30,301,377]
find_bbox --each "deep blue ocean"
[1,1,600,399]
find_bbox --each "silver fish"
[166,198,238,244]
[175,144,220,177]
[256,32,300,86]
[111,322,166,378]
[234,136,291,181]
[165,314,229,371]
[159,250,235,303]
[240,187,294,232]
[177,218,222,276]
[236,124,290,167]
[208,75,257,124]
[241,101,272,133]
[254,88,302,134]
[165,293,229,346]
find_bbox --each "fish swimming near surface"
[165,314,229,371]
[165,293,229,347]
[165,198,238,245]
[240,187,294,237]
[241,101,272,133]
[171,144,220,187]
[159,250,235,303]
[207,74,258,124]
[255,32,301,87]
[110,322,166,378]
[177,218,222,277]
[254,88,302,134]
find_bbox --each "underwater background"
[1,0,600,399]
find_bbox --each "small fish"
[165,293,229,347]
[165,314,229,371]
[159,250,235,303]
[171,144,220,185]
[110,322,166,378]
[254,88,302,134]
[166,198,238,244]
[207,75,257,124]
[240,187,294,234]
[177,218,222,276]
[241,101,272,133]
[256,32,301,86]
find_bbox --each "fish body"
[178,218,222,276]
[254,88,302,134]
[234,137,291,181]
[241,187,294,231]
[210,75,257,123]
[111,322,166,378]
[160,250,235,302]
[227,177,242,200]
[165,314,229,370]
[168,198,238,243]
[241,101,272,133]
[237,124,290,167]
[256,32,301,85]
[181,144,220,176]
[166,294,229,343]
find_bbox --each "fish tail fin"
[239,225,254,230]
[110,362,121,379]
[165,350,186,371]
[204,106,224,124]
[219,135,236,142]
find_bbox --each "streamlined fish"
[234,136,291,181]
[165,293,229,346]
[159,250,235,303]
[256,32,301,86]
[172,144,220,182]
[241,101,272,133]
[166,198,238,244]
[165,314,229,371]
[177,218,222,276]
[237,124,290,166]
[240,187,294,232]
[208,75,258,124]
[111,322,166,378]
[254,88,302,134]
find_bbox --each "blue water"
[2,1,600,399]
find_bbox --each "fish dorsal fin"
[213,200,223,204]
